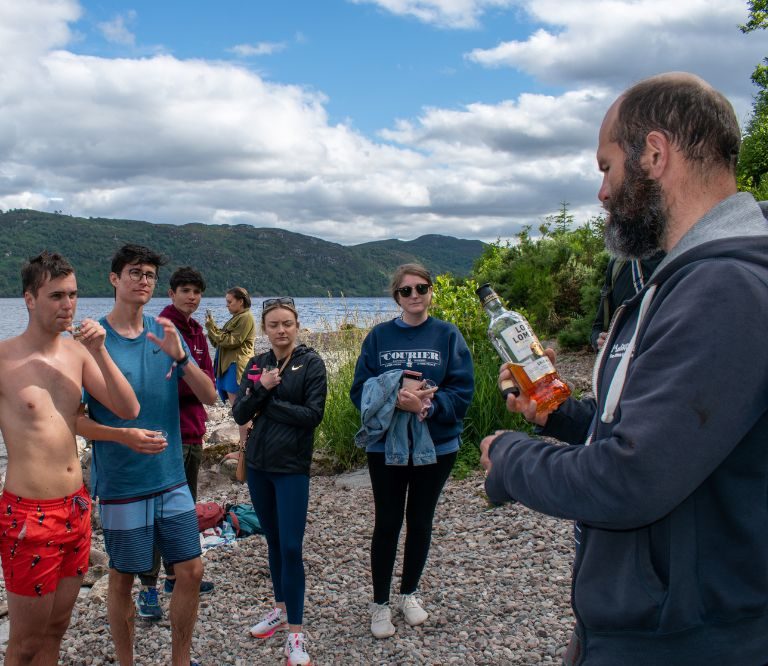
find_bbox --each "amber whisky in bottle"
[476,283,571,413]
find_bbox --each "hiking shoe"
[284,632,311,666]
[397,593,428,626]
[249,607,287,639]
[135,587,162,621]
[163,578,215,595]
[370,602,395,639]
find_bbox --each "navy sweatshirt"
[486,193,768,665]
[350,316,474,450]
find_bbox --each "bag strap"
[276,353,293,375]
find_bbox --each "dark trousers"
[367,451,456,604]
[247,467,310,626]
[139,444,202,586]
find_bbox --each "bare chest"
[0,356,83,419]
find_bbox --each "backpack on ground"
[195,501,226,532]
[225,502,264,537]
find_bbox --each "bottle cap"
[475,283,499,307]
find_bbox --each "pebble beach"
[0,346,597,665]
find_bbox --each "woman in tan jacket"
[205,286,256,446]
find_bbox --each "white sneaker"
[284,632,311,666]
[370,602,396,639]
[249,607,287,638]
[398,593,428,626]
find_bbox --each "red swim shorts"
[0,485,91,597]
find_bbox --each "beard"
[604,155,668,259]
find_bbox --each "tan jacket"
[205,309,256,382]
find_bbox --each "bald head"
[609,72,740,175]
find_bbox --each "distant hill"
[0,210,485,297]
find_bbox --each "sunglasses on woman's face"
[396,283,431,298]
[262,296,295,310]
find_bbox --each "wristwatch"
[176,353,191,367]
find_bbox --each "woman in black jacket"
[232,297,327,666]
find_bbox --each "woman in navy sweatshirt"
[350,263,474,639]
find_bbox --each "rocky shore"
[0,346,597,665]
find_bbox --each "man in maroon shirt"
[137,266,217,617]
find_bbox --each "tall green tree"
[738,1,768,199]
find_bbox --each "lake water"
[0,296,397,479]
[0,296,397,340]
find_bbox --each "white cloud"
[97,10,136,46]
[348,0,516,29]
[0,0,762,246]
[229,41,287,57]
[466,0,764,115]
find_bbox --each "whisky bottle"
[476,283,571,413]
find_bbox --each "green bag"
[225,503,264,537]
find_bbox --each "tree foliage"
[738,1,768,199]
[473,206,607,348]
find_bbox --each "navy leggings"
[246,468,310,625]
[367,451,457,604]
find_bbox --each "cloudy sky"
[0,0,764,244]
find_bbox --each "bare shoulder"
[0,335,26,364]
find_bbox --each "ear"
[23,291,35,310]
[168,288,175,299]
[109,272,120,289]
[643,130,670,179]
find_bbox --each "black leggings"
[367,451,457,604]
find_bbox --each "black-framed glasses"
[126,268,157,284]
[396,283,431,298]
[262,296,295,310]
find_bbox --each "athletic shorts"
[0,485,91,597]
[216,362,239,401]
[99,483,201,574]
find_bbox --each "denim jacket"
[354,369,436,466]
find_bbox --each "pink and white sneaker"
[249,607,287,639]
[284,632,311,666]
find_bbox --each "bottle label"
[523,356,555,382]
[500,321,538,359]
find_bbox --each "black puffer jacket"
[232,344,327,475]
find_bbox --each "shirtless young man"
[0,251,139,666]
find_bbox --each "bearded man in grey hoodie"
[481,73,768,666]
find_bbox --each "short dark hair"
[169,266,206,292]
[389,263,432,303]
[110,244,167,277]
[613,74,740,174]
[21,251,75,296]
[227,286,251,309]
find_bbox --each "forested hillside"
[0,210,484,296]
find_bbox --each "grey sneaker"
[397,593,428,626]
[370,602,395,638]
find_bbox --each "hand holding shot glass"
[142,427,169,454]
[68,318,107,350]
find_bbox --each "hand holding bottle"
[498,356,555,427]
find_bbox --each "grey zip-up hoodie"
[486,193,768,665]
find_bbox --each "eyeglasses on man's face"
[396,283,430,298]
[262,296,295,310]
[126,268,158,284]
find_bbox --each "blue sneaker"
[136,586,162,621]
[163,578,215,595]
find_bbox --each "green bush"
[474,205,607,347]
